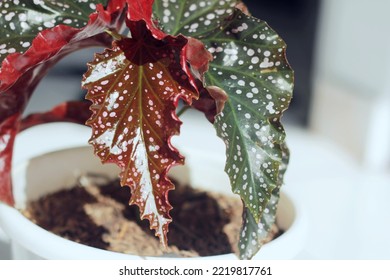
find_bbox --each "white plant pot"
[0,123,307,259]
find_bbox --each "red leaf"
[192,85,229,123]
[82,21,197,245]
[182,37,214,102]
[184,38,225,123]
[0,115,19,205]
[0,2,126,205]
[184,37,213,82]
[126,0,165,39]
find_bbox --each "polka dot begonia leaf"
[204,9,293,223]
[239,143,289,259]
[204,10,293,259]
[154,3,294,259]
[82,21,198,246]
[153,0,240,38]
[0,0,108,64]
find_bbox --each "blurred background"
[21,0,390,259]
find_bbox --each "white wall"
[311,0,390,171]
[316,0,390,93]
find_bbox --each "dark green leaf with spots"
[155,2,293,259]
[239,142,289,259]
[0,0,108,63]
[204,10,293,258]
[153,0,239,38]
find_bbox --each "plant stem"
[105,29,123,40]
[176,105,190,117]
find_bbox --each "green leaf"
[82,21,197,246]
[155,2,293,259]
[240,191,280,259]
[153,0,239,37]
[239,142,289,259]
[0,0,108,63]
[205,10,293,257]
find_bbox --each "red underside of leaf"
[184,37,213,81]
[126,0,165,39]
[0,2,126,205]
[0,115,19,205]
[191,86,219,123]
[82,20,198,245]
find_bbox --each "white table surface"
[1,110,389,259]
[284,125,390,259]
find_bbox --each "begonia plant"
[0,0,293,259]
